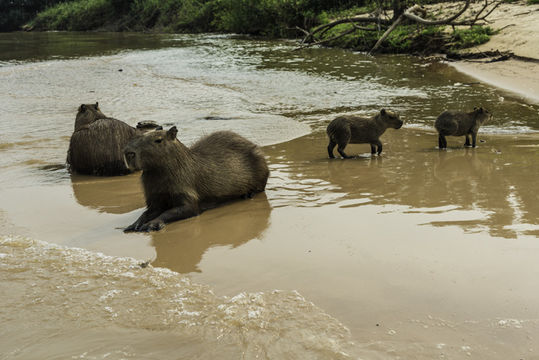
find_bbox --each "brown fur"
[123,127,269,232]
[67,103,161,176]
[435,107,492,149]
[326,109,403,158]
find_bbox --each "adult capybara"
[435,107,492,149]
[326,109,403,158]
[123,127,269,232]
[67,103,161,176]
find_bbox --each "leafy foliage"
[450,25,494,49]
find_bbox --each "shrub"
[451,25,494,49]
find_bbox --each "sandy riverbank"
[448,1,539,104]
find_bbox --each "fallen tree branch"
[402,0,470,25]
[298,0,500,54]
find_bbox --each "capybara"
[123,127,269,232]
[326,109,403,158]
[67,103,161,176]
[435,107,492,149]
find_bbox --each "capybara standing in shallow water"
[326,109,403,158]
[123,127,269,232]
[435,107,492,149]
[67,103,161,176]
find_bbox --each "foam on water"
[0,235,355,359]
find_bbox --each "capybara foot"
[139,219,165,232]
[124,222,140,233]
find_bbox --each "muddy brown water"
[1,32,539,359]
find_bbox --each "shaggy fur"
[435,107,492,149]
[326,109,403,158]
[123,127,269,232]
[67,103,162,176]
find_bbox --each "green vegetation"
[1,0,496,55]
[450,25,494,49]
[24,0,362,33]
[527,0,539,4]
[0,0,65,31]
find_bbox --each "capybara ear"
[478,107,484,113]
[95,102,99,109]
[80,104,86,112]
[381,109,386,116]
[167,126,178,140]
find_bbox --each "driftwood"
[297,0,503,54]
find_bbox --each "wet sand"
[2,127,539,359]
[451,59,539,104]
[446,1,539,104]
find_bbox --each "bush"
[0,0,66,31]
[451,25,494,49]
[31,0,117,30]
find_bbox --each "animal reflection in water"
[70,173,144,214]
[150,193,271,274]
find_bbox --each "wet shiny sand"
[2,128,538,359]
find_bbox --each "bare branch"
[368,13,405,55]
[295,27,357,50]
[403,0,471,25]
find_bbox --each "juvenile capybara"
[435,107,492,149]
[123,127,269,232]
[326,109,403,158]
[67,103,161,176]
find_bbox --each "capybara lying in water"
[326,109,403,158]
[435,107,492,149]
[123,127,269,232]
[67,103,161,176]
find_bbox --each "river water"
[1,32,539,359]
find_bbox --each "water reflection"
[265,129,539,239]
[150,193,271,273]
[70,173,144,214]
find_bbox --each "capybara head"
[124,126,179,171]
[473,107,492,124]
[75,102,106,131]
[136,120,163,132]
[378,109,403,129]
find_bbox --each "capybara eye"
[154,138,163,144]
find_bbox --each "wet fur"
[123,127,269,232]
[67,103,137,176]
[326,109,403,158]
[435,107,492,149]
[67,103,161,176]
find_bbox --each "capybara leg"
[337,145,353,159]
[471,132,477,148]
[370,144,376,155]
[138,203,200,232]
[124,208,161,232]
[438,134,446,149]
[376,141,383,155]
[464,134,472,147]
[327,140,337,159]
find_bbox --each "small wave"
[0,236,355,359]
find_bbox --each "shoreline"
[449,58,539,105]
[447,1,539,105]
